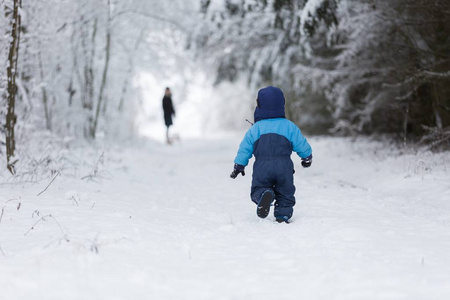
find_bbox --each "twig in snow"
[82,152,104,181]
[71,196,79,206]
[338,180,368,191]
[25,215,49,235]
[91,202,96,210]
[37,171,60,196]
[32,210,40,218]
[90,235,99,254]
[24,214,64,236]
[81,174,94,181]
[50,215,64,234]
[0,207,4,224]
[0,244,6,257]
[0,198,21,224]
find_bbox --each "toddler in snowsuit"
[230,86,312,223]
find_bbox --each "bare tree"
[4,0,22,174]
[90,0,112,138]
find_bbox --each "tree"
[90,0,112,139]
[384,0,450,146]
[3,0,22,174]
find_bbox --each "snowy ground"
[1,136,450,300]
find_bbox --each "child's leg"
[274,184,296,220]
[251,186,274,204]
[250,161,275,204]
[273,161,296,220]
[250,160,276,219]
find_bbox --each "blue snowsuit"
[234,86,312,220]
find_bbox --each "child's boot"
[275,216,290,223]
[257,190,275,218]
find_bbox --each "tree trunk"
[81,18,97,137]
[38,51,52,131]
[430,4,449,131]
[5,0,22,174]
[90,0,112,138]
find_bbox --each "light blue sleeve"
[234,127,256,166]
[290,124,312,159]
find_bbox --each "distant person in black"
[162,87,175,144]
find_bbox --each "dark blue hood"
[254,86,286,122]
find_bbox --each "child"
[230,86,312,223]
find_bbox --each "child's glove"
[230,164,245,179]
[301,154,312,168]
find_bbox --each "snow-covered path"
[1,137,450,300]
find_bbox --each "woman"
[162,87,175,144]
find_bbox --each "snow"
[1,136,450,299]
[300,0,324,34]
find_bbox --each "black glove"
[230,164,245,179]
[301,154,312,168]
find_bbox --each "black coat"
[162,96,175,127]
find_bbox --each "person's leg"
[251,160,275,218]
[251,186,273,205]
[166,126,171,144]
[256,189,275,218]
[164,115,172,144]
[273,160,296,221]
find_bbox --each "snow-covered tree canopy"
[0,0,199,173]
[195,0,450,145]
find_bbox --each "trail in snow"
[0,137,449,300]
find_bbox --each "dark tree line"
[197,0,450,148]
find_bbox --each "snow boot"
[275,216,290,224]
[257,190,274,219]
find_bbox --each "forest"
[1,1,450,298]
[196,0,450,139]
[1,0,450,175]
